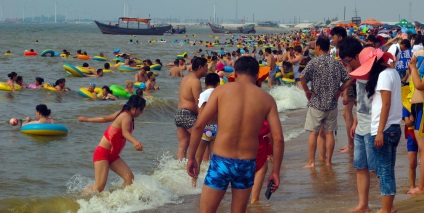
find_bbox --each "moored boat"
[94,17,172,35]
[208,23,256,34]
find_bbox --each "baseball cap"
[349,47,395,80]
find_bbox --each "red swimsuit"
[255,121,272,172]
[92,113,134,164]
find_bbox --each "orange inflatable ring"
[77,55,90,60]
[24,51,38,56]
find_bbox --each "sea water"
[0,23,309,212]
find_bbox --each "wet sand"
[146,104,423,213]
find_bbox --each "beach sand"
[145,103,424,213]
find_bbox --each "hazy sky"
[1,0,423,23]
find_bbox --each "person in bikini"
[81,95,145,193]
[175,57,208,160]
[191,73,220,187]
[187,56,285,213]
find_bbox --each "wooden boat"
[208,23,256,34]
[171,25,186,34]
[94,17,172,35]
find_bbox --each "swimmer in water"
[6,72,18,91]
[15,76,26,88]
[28,77,44,89]
[125,80,134,94]
[54,78,71,92]
[22,104,54,126]
[101,86,118,101]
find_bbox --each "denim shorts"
[353,133,375,171]
[372,124,401,196]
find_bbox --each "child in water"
[15,76,26,88]
[22,104,54,126]
[125,80,134,94]
[28,77,44,89]
[83,95,145,193]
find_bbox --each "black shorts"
[174,108,197,129]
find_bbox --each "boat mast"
[213,1,216,23]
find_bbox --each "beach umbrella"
[379,29,389,34]
[360,18,383,27]
[359,25,373,29]
[396,19,414,28]
[406,28,417,35]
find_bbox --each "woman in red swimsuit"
[82,95,146,192]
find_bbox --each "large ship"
[94,17,172,35]
[208,23,256,34]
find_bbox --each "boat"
[171,25,186,34]
[94,17,173,35]
[208,23,256,34]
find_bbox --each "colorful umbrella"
[396,19,414,28]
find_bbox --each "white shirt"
[198,88,214,108]
[387,43,400,64]
[370,68,402,136]
[412,44,424,54]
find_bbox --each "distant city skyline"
[0,0,423,23]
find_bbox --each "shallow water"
[0,23,312,212]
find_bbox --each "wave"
[269,85,308,112]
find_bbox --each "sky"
[1,0,424,23]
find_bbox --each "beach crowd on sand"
[5,22,424,212]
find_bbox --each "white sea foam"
[269,85,308,112]
[72,153,209,212]
[284,128,306,142]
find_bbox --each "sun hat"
[349,47,395,80]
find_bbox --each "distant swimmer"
[187,56,284,212]
[80,95,146,193]
[84,69,104,78]
[175,57,208,160]
[54,78,71,92]
[134,66,149,83]
[15,76,27,88]
[6,72,18,91]
[101,86,118,101]
[125,80,134,95]
[28,77,44,89]
[169,59,184,77]
[145,72,160,91]
[22,104,54,126]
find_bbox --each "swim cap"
[89,82,96,87]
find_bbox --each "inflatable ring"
[281,78,295,85]
[0,82,21,91]
[59,53,68,58]
[103,69,113,73]
[118,66,137,72]
[93,56,108,61]
[134,82,146,89]
[110,85,132,99]
[40,49,55,57]
[176,52,187,59]
[3,53,14,56]
[220,77,228,85]
[63,63,84,77]
[112,57,125,63]
[77,55,90,60]
[224,66,234,73]
[76,66,94,74]
[78,87,103,99]
[43,83,57,91]
[150,64,162,71]
[21,123,68,136]
[24,51,38,56]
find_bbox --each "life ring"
[43,83,57,91]
[40,49,55,57]
[3,53,13,56]
[77,55,90,60]
[112,57,125,63]
[63,63,84,77]
[134,82,146,89]
[76,66,94,74]
[109,85,132,99]
[59,53,68,58]
[103,69,113,73]
[118,66,137,72]
[220,77,228,85]
[93,56,108,61]
[21,123,68,136]
[0,82,21,91]
[24,51,38,56]
[78,87,103,99]
[224,66,234,73]
[281,78,295,85]
[176,52,187,59]
[150,64,162,71]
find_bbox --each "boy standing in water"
[187,56,284,213]
[192,73,220,187]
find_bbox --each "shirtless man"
[134,66,150,83]
[266,48,277,89]
[175,57,208,160]
[224,52,234,67]
[170,59,184,77]
[179,59,187,71]
[145,72,159,91]
[208,56,218,73]
[187,56,284,213]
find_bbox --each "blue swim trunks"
[204,154,256,190]
[202,124,218,142]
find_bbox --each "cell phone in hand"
[265,180,275,200]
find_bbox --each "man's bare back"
[170,66,183,77]
[177,73,202,113]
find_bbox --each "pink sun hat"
[349,47,395,80]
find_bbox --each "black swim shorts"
[174,108,197,129]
